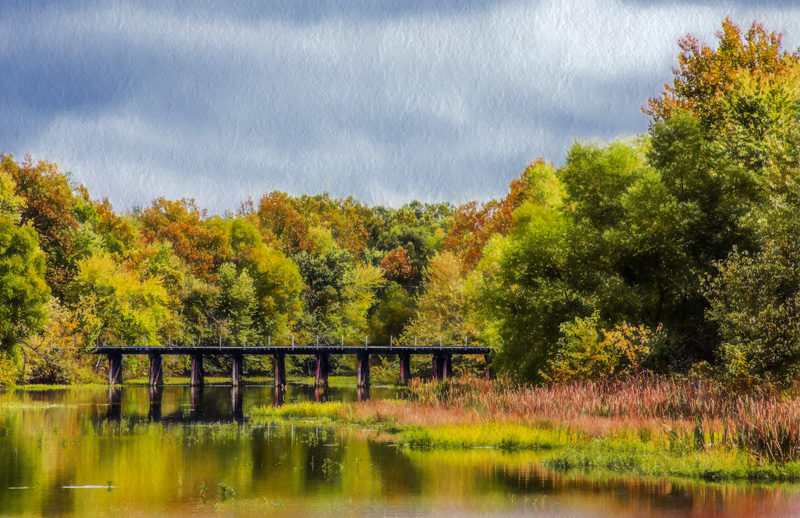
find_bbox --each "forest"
[2,18,800,390]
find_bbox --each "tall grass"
[406,376,800,463]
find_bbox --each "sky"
[3,1,800,214]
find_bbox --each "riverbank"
[249,377,800,482]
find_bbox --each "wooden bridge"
[93,345,491,388]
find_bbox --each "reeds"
[405,376,800,463]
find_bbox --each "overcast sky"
[3,1,800,213]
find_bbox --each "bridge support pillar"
[432,354,441,381]
[399,352,411,385]
[148,353,163,386]
[484,353,492,379]
[231,353,244,387]
[442,354,452,380]
[315,353,329,387]
[357,352,370,387]
[274,353,286,388]
[191,353,204,387]
[107,353,123,385]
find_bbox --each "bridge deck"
[93,345,490,355]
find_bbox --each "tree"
[138,198,228,279]
[72,251,174,347]
[216,263,256,345]
[705,203,800,388]
[404,251,475,347]
[445,159,560,268]
[255,191,314,255]
[1,155,79,299]
[646,18,798,127]
[0,200,50,359]
[226,218,304,342]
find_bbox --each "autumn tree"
[137,198,228,279]
[445,160,560,268]
[255,191,314,255]
[404,251,475,346]
[1,155,79,299]
[72,251,174,347]
[646,17,798,126]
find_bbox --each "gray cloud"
[2,0,800,213]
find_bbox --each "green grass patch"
[288,376,359,388]
[249,401,344,420]
[398,423,580,450]
[544,437,800,482]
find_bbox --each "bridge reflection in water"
[104,384,376,424]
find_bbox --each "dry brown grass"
[344,376,800,463]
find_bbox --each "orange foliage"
[138,198,227,279]
[646,17,799,125]
[295,194,375,255]
[445,159,546,268]
[1,155,79,296]
[255,192,314,255]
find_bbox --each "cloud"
[2,0,800,213]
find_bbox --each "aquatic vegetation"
[248,376,800,482]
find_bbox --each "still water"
[1,384,800,517]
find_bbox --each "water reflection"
[2,386,800,516]
[106,386,122,421]
[190,384,203,417]
[147,385,162,421]
[231,386,244,423]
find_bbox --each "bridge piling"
[432,354,441,381]
[107,353,123,385]
[191,353,204,386]
[356,352,370,387]
[231,353,244,387]
[315,353,329,387]
[274,353,286,388]
[399,352,410,385]
[484,353,492,379]
[148,353,163,386]
[442,354,452,380]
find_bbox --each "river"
[1,384,798,516]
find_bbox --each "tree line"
[2,18,799,389]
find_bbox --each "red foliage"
[381,246,419,284]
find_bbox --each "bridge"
[93,345,492,388]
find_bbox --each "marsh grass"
[248,376,800,480]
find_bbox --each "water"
[1,384,799,517]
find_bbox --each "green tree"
[216,263,256,345]
[0,206,50,359]
[72,252,174,347]
[705,203,800,388]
